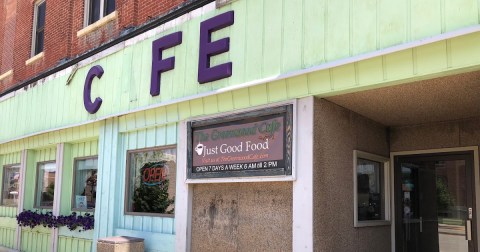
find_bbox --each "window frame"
[1,164,21,207]
[353,150,391,227]
[31,0,46,57]
[71,156,98,212]
[124,145,177,217]
[83,0,115,27]
[34,160,57,209]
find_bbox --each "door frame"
[391,147,480,252]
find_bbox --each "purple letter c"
[83,65,104,114]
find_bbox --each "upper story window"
[86,0,115,25]
[32,0,46,56]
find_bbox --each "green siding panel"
[2,0,480,143]
[262,0,282,76]
[0,152,21,218]
[0,227,15,249]
[303,0,326,67]
[59,139,98,216]
[96,121,177,252]
[58,236,93,252]
[411,0,442,39]
[20,228,51,252]
[325,0,350,61]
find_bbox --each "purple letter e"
[198,11,234,84]
[150,31,183,96]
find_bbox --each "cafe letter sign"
[84,11,234,114]
[187,105,293,179]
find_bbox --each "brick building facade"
[2,0,480,251]
[0,0,189,93]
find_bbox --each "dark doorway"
[395,152,476,252]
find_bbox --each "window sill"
[25,52,44,66]
[72,208,95,213]
[124,211,174,218]
[0,70,13,81]
[354,220,391,228]
[34,205,53,209]
[77,11,117,38]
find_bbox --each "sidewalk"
[0,246,17,252]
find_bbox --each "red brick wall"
[44,0,74,67]
[136,0,185,25]
[0,1,5,92]
[0,0,191,94]
[1,0,16,73]
[12,0,35,85]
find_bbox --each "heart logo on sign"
[195,143,205,156]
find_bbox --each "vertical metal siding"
[2,0,480,143]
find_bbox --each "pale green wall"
[21,226,51,252]
[2,0,480,251]
[22,147,56,212]
[0,124,100,251]
[57,235,93,252]
[0,151,21,218]
[56,140,99,252]
[94,118,176,252]
[0,152,21,248]
[59,139,99,215]
[2,0,480,144]
[0,217,16,249]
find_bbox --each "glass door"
[395,152,476,252]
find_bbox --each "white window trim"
[353,150,391,227]
[31,0,45,58]
[77,11,117,38]
[83,0,115,27]
[71,156,98,212]
[124,146,177,217]
[34,160,57,209]
[1,163,21,207]
[0,70,13,81]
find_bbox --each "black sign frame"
[187,105,293,179]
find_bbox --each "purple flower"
[16,210,94,232]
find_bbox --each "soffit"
[326,71,480,126]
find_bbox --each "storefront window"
[73,157,98,211]
[126,146,176,215]
[354,151,390,227]
[1,164,20,206]
[35,162,56,208]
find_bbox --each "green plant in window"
[436,178,454,213]
[42,182,55,203]
[132,161,174,213]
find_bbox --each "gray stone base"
[97,236,144,252]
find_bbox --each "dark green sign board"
[187,105,293,179]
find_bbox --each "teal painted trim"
[93,118,119,243]
[115,228,175,252]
